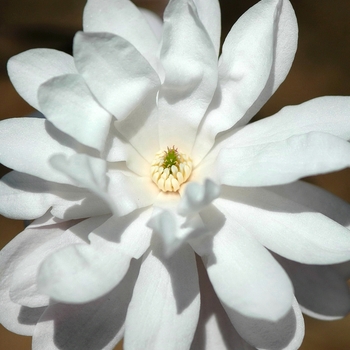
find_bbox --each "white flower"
[1,0,350,349]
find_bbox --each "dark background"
[1,0,350,349]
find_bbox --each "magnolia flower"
[2,0,350,349]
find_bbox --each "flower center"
[151,146,193,192]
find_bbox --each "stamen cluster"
[151,146,193,192]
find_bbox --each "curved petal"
[0,118,77,184]
[38,74,112,152]
[139,8,163,42]
[83,0,161,74]
[7,49,77,110]
[73,31,160,121]
[0,171,111,220]
[217,132,350,187]
[267,181,350,229]
[231,96,350,147]
[219,186,350,264]
[124,242,200,350]
[191,256,257,350]
[10,217,106,308]
[226,298,304,350]
[178,179,221,217]
[158,0,218,155]
[274,254,350,320]
[33,259,140,350]
[0,221,75,334]
[198,202,293,321]
[193,0,221,56]
[193,0,296,163]
[37,209,152,303]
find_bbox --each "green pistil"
[163,147,179,169]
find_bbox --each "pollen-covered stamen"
[151,146,193,192]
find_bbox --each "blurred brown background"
[1,0,350,349]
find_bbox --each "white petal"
[37,209,152,303]
[193,0,298,163]
[0,171,110,220]
[107,171,159,217]
[148,192,208,256]
[0,221,75,334]
[274,254,350,320]
[140,8,163,42]
[192,0,281,163]
[218,186,350,264]
[231,96,350,147]
[193,0,221,56]
[73,31,160,121]
[10,217,105,308]
[33,260,140,350]
[83,0,161,74]
[199,203,293,321]
[237,0,298,126]
[191,256,256,350]
[178,179,220,216]
[38,74,112,152]
[218,132,350,187]
[0,118,77,184]
[226,298,304,350]
[114,92,159,163]
[158,0,218,154]
[124,242,200,350]
[7,49,77,110]
[268,181,350,229]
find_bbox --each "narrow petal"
[83,0,161,73]
[219,187,350,264]
[37,209,152,303]
[10,217,105,308]
[0,171,110,220]
[139,8,163,42]
[198,203,293,321]
[274,254,350,320]
[38,74,112,152]
[231,96,350,147]
[158,0,218,154]
[218,132,350,187]
[0,118,77,184]
[73,32,160,121]
[0,221,75,334]
[7,49,77,110]
[33,260,140,350]
[193,0,221,56]
[226,298,304,350]
[124,242,200,350]
[191,256,256,350]
[193,0,298,163]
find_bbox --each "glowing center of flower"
[151,146,193,192]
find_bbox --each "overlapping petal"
[38,74,112,152]
[218,187,350,264]
[199,203,294,321]
[218,132,350,187]
[83,0,161,74]
[124,241,200,350]
[73,32,160,121]
[33,260,140,350]
[7,49,77,110]
[158,0,218,154]
[37,209,152,303]
[193,0,297,163]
